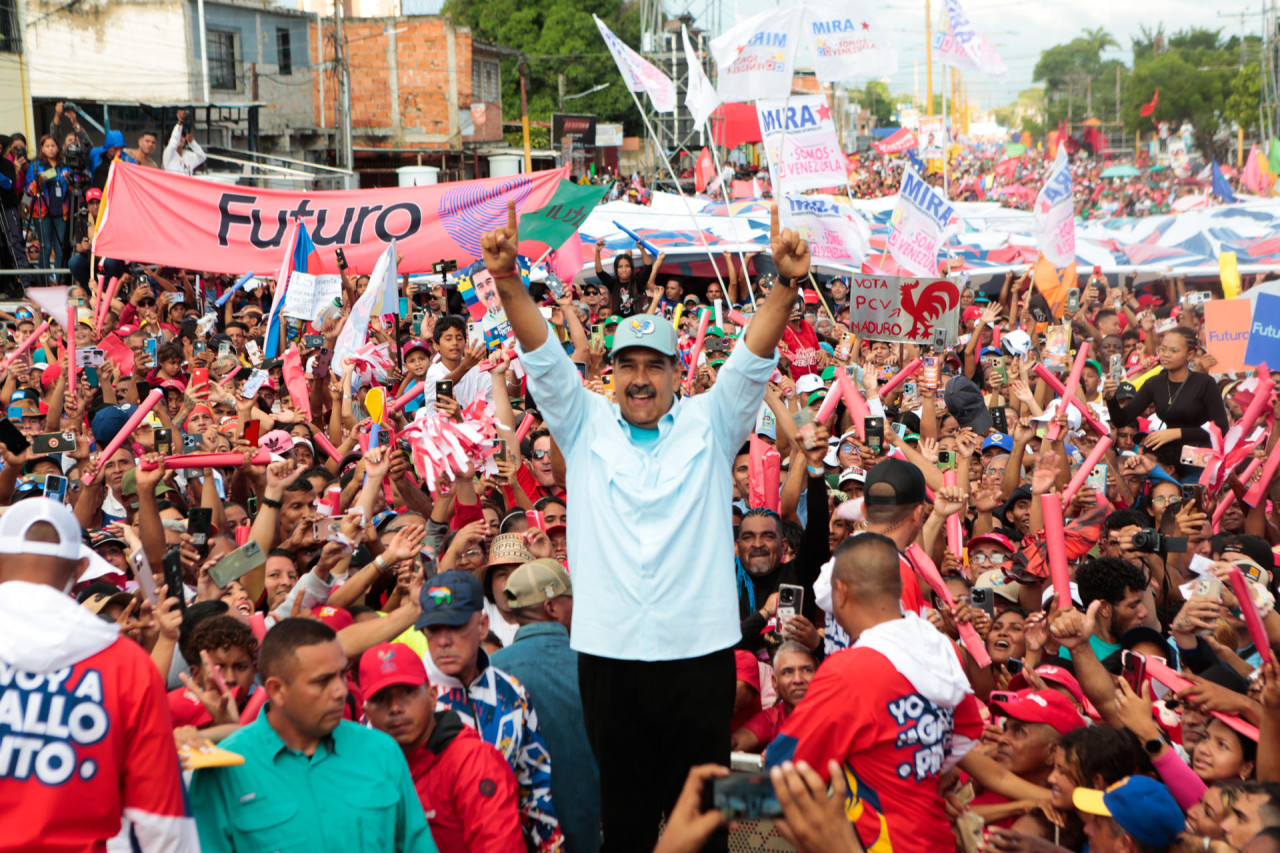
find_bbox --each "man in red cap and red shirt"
[361,641,524,853]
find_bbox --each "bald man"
[766,533,985,853]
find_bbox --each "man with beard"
[486,200,807,852]
[731,642,816,752]
[735,432,830,654]
[190,619,434,851]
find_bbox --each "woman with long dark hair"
[24,134,74,282]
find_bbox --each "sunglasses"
[138,299,156,307]
[529,449,551,460]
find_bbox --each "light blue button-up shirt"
[518,326,777,661]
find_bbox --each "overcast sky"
[696,0,1264,109]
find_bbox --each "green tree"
[442,0,646,138]
[1121,29,1236,159]
[856,80,894,126]
[1225,62,1262,134]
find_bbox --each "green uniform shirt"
[190,708,437,853]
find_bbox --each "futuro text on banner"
[756,95,848,193]
[593,14,677,113]
[710,7,803,102]
[1032,146,1075,268]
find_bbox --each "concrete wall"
[24,0,195,102]
[0,54,32,139]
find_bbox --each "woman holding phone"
[1104,326,1228,478]
[23,135,74,282]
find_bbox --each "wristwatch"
[1143,735,1165,755]
[260,495,282,509]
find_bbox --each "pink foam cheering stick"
[905,543,992,667]
[515,412,537,443]
[815,368,847,426]
[876,358,923,400]
[1144,656,1259,741]
[1245,446,1280,507]
[990,324,1001,349]
[66,305,77,399]
[942,470,963,557]
[1214,458,1263,530]
[141,450,272,471]
[82,388,164,484]
[1040,493,1073,611]
[387,383,425,415]
[836,371,871,442]
[3,320,49,368]
[1032,363,1110,436]
[312,431,342,463]
[1061,436,1113,506]
[1229,566,1274,666]
[95,276,120,332]
[761,447,781,513]
[1226,364,1274,452]
[748,435,768,509]
[683,309,712,389]
[1045,342,1089,442]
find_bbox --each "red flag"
[1139,89,1159,117]
[694,147,715,193]
[549,235,584,284]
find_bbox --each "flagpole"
[622,86,728,294]
[703,132,758,309]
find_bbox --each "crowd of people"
[2,159,1280,853]
[0,105,207,291]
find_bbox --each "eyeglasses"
[529,449,551,460]
[1151,496,1175,506]
[460,549,483,559]
[970,553,1008,566]
[1156,346,1183,356]
[840,443,856,455]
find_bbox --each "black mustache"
[627,385,656,397]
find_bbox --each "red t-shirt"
[767,646,984,853]
[742,703,789,750]
[168,686,214,729]
[731,649,762,731]
[780,321,821,378]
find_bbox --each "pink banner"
[873,128,919,155]
[95,162,568,275]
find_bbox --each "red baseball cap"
[968,532,1016,553]
[313,605,354,632]
[358,641,427,699]
[990,688,1085,735]
[115,324,140,338]
[802,289,820,306]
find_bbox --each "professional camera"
[1131,529,1187,553]
[64,141,88,174]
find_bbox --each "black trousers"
[578,648,734,853]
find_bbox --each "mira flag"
[933,0,1006,78]
[265,220,327,358]
[710,6,803,102]
[803,1,899,81]
[594,15,676,113]
[1031,146,1075,268]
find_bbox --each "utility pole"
[333,0,352,184]
[925,0,933,116]
[1115,65,1120,124]
[519,57,532,174]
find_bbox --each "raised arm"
[485,201,549,352]
[741,204,808,359]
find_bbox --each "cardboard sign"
[846,274,961,345]
[1203,297,1253,374]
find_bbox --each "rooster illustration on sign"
[900,279,959,340]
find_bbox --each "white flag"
[934,0,1006,79]
[780,194,869,267]
[594,15,677,113]
[710,7,802,102]
[802,2,899,82]
[1032,147,1075,267]
[682,26,720,129]
[332,242,396,377]
[887,163,956,277]
[757,94,848,193]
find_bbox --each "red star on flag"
[861,21,870,30]
[816,103,831,122]
[736,44,746,56]
[1038,199,1051,215]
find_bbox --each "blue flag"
[1211,159,1238,204]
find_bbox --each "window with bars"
[472,59,500,104]
[276,28,292,76]
[208,29,239,90]
[0,0,20,55]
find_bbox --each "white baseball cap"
[0,498,84,561]
[795,374,825,396]
[1030,398,1083,432]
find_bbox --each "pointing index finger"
[507,199,518,235]
[770,201,779,242]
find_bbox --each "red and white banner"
[847,273,962,345]
[757,94,847,193]
[94,162,567,275]
[873,128,918,155]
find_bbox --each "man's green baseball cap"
[610,314,678,358]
